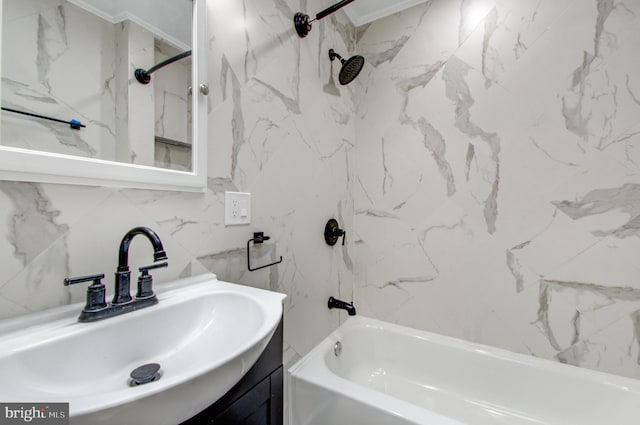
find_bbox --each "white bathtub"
[288,316,640,425]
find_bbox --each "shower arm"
[328,49,343,62]
[294,0,356,38]
[134,50,192,85]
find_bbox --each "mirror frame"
[0,0,207,192]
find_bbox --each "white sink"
[0,273,285,425]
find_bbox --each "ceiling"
[67,0,192,49]
[343,0,429,27]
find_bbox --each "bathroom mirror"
[0,0,207,192]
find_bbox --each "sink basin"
[0,273,285,425]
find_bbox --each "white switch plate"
[225,192,251,225]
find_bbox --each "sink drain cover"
[130,363,161,386]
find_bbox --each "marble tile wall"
[353,0,640,378]
[3,0,637,388]
[153,40,192,171]
[3,0,196,170]
[153,41,190,147]
[2,0,117,160]
[0,0,356,370]
[121,20,156,167]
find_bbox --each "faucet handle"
[136,262,168,299]
[138,262,169,273]
[64,273,107,312]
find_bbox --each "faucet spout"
[113,227,167,305]
[328,296,356,316]
[118,227,167,271]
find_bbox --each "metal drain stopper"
[130,363,161,386]
[334,341,342,357]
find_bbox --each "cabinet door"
[269,367,283,425]
[214,377,270,425]
[221,403,269,425]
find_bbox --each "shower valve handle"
[324,219,346,246]
[333,228,346,246]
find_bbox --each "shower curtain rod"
[135,49,192,84]
[294,0,356,38]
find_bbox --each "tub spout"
[328,296,356,316]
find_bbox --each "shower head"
[329,49,365,85]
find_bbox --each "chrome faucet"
[64,226,168,322]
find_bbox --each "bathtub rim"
[288,317,468,425]
[288,316,640,425]
[293,316,640,389]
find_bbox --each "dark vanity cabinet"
[181,319,284,425]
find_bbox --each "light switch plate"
[225,192,251,225]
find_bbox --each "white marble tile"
[0,294,30,321]
[560,32,640,154]
[0,182,69,278]
[556,315,640,379]
[414,56,504,234]
[509,154,640,276]
[39,184,113,229]
[522,111,594,167]
[355,123,457,227]
[537,240,640,344]
[356,68,407,152]
[125,21,155,167]
[357,213,437,281]
[456,0,576,86]
[603,123,640,172]
[596,313,640,379]
[489,281,560,360]
[353,280,416,323]
[383,290,443,334]
[285,295,339,358]
[298,56,356,158]
[0,236,74,314]
[63,191,203,288]
[352,0,640,381]
[492,127,588,247]
[225,77,299,190]
[497,1,603,115]
[154,143,192,171]
[208,96,236,179]
[154,43,190,146]
[352,193,499,347]
[207,0,299,87]
[2,1,118,160]
[509,210,595,277]
[0,188,30,288]
[457,0,496,47]
[535,279,589,352]
[3,0,64,23]
[355,2,431,68]
[546,238,640,290]
[250,143,351,286]
[120,188,225,260]
[467,309,534,355]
